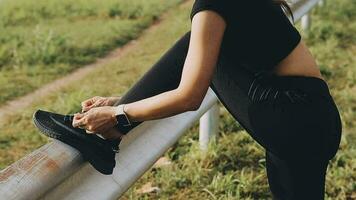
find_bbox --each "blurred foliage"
[0,0,182,104]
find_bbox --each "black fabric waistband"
[272,75,330,95]
[259,74,331,97]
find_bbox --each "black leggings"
[113,31,342,199]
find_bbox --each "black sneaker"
[33,109,122,175]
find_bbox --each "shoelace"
[63,114,74,123]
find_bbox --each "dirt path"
[0,0,190,125]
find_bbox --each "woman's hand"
[72,106,118,133]
[81,96,121,112]
[98,126,124,140]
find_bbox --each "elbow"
[189,99,202,111]
[181,95,203,112]
[175,88,203,112]
[190,104,201,111]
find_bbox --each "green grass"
[0,0,182,105]
[0,0,355,199]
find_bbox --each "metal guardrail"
[0,0,325,199]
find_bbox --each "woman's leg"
[266,150,329,200]
[246,75,341,199]
[112,30,192,131]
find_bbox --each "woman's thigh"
[245,74,342,161]
[209,52,258,137]
[113,30,192,131]
[114,31,190,107]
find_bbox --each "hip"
[246,73,342,160]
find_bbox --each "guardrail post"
[199,102,219,151]
[301,13,311,33]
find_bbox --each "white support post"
[199,102,219,151]
[318,0,325,7]
[301,14,311,33]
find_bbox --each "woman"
[33,0,342,199]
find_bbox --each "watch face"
[116,114,130,126]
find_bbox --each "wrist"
[122,103,137,123]
[110,106,118,123]
[108,96,121,106]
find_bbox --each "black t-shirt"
[190,0,302,74]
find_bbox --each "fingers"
[90,100,102,108]
[83,101,100,112]
[81,96,105,112]
[74,112,85,120]
[72,113,86,128]
[81,98,94,112]
[72,107,118,135]
[81,98,94,108]
[81,96,120,112]
[72,111,100,133]
[82,103,94,113]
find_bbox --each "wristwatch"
[113,104,132,134]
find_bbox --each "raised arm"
[73,10,227,133]
[123,10,227,122]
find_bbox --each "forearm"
[122,89,196,122]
